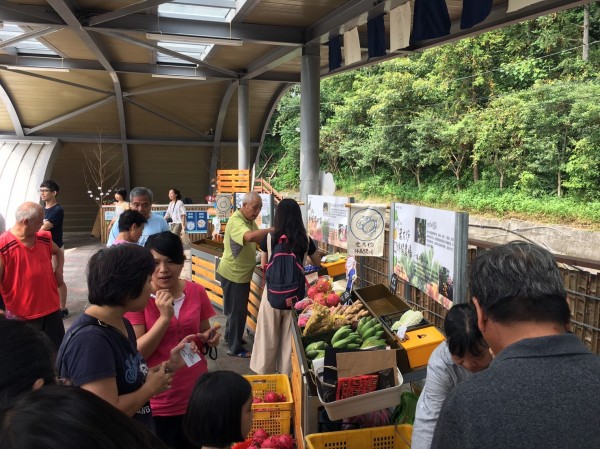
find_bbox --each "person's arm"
[307,238,321,266]
[429,389,466,449]
[40,220,54,231]
[80,364,172,417]
[51,241,64,287]
[196,319,221,347]
[243,227,274,244]
[107,221,119,246]
[179,201,186,228]
[132,290,174,359]
[412,346,460,449]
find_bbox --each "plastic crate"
[244,374,293,437]
[305,424,412,449]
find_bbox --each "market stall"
[289,280,437,448]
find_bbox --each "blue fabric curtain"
[411,0,451,43]
[328,36,342,71]
[461,0,493,29]
[367,14,386,59]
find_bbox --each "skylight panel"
[156,41,213,64]
[0,23,59,57]
[158,1,233,22]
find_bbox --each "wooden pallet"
[217,169,251,193]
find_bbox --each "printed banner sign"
[307,195,352,249]
[347,205,385,257]
[391,203,457,308]
[185,211,208,233]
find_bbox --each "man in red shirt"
[0,202,65,349]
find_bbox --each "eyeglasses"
[39,189,52,193]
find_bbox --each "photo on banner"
[306,195,352,249]
[347,205,386,257]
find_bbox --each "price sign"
[185,211,208,233]
[340,290,352,305]
[390,273,398,295]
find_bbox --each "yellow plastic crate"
[244,374,293,437]
[305,424,412,449]
[321,259,346,277]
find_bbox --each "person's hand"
[198,322,222,347]
[145,362,174,396]
[154,289,174,320]
[167,334,201,372]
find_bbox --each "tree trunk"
[499,170,504,189]
[557,170,562,197]
[472,160,479,182]
[583,4,590,61]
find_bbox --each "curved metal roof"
[0,0,588,176]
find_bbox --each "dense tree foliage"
[259,5,600,224]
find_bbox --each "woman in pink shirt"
[126,231,220,448]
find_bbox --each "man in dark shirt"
[431,241,600,449]
[40,179,68,318]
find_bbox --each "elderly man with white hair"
[216,192,273,358]
[0,202,65,349]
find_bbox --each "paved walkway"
[62,233,254,374]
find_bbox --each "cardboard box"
[400,326,445,368]
[354,284,411,316]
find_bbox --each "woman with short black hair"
[184,371,253,448]
[57,244,199,429]
[0,317,55,412]
[0,385,169,449]
[412,303,492,449]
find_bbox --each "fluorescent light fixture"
[146,33,243,47]
[5,65,69,72]
[152,74,206,81]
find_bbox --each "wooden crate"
[217,169,251,193]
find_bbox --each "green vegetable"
[331,326,352,345]
[392,310,424,330]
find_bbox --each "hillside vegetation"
[258,5,600,229]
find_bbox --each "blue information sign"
[185,211,208,233]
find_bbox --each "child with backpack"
[250,199,322,375]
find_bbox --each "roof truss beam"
[0,80,23,136]
[124,98,212,139]
[88,28,238,78]
[89,15,304,47]
[0,0,63,25]
[0,26,65,49]
[24,96,116,135]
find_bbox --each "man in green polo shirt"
[217,192,273,358]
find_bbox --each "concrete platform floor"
[62,233,255,375]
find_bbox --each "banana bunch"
[331,325,362,349]
[305,340,327,360]
[357,317,387,349]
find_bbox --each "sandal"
[227,350,252,358]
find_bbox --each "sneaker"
[61,309,69,319]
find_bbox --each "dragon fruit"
[326,292,340,307]
[251,428,269,446]
[307,285,319,299]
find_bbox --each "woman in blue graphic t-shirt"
[57,244,199,429]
